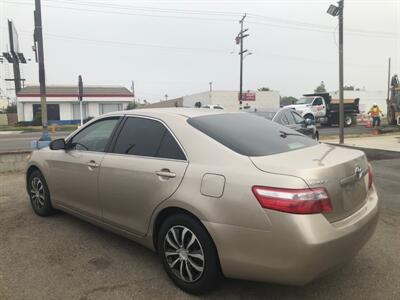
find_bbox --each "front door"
[47,117,120,217]
[98,116,188,236]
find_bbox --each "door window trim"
[108,115,188,162]
[65,115,124,153]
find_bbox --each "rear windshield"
[187,113,317,156]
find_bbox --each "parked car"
[202,104,224,109]
[26,108,379,294]
[249,107,319,140]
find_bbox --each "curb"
[328,143,400,161]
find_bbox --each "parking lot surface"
[0,159,399,299]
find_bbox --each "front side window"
[313,98,323,106]
[113,117,186,160]
[69,117,119,152]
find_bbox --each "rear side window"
[284,111,296,125]
[113,117,186,160]
[291,111,304,124]
[187,113,317,157]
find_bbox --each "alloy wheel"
[30,177,45,209]
[164,225,205,283]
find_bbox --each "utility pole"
[131,80,135,103]
[387,58,391,101]
[236,14,249,105]
[34,0,50,141]
[209,81,213,92]
[78,75,83,126]
[338,0,344,144]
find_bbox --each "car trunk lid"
[250,143,369,222]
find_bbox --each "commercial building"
[16,85,133,124]
[141,90,280,111]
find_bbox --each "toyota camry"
[26,108,379,294]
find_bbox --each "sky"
[0,0,399,102]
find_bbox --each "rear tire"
[28,170,56,217]
[157,214,221,294]
[387,106,396,125]
[344,114,353,127]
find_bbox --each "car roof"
[104,107,228,119]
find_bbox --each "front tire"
[28,170,56,217]
[158,214,221,294]
[304,114,314,121]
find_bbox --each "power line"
[3,0,399,38]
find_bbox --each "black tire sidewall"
[28,170,54,217]
[157,214,221,294]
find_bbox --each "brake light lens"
[368,165,373,189]
[252,186,333,214]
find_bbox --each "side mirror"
[305,118,314,126]
[49,138,66,150]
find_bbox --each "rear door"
[98,116,188,236]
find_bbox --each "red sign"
[239,92,256,101]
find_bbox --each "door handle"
[87,160,99,169]
[155,169,176,178]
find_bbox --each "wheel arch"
[152,206,218,255]
[303,113,315,120]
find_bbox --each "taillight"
[252,186,333,214]
[368,165,373,189]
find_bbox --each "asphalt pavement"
[0,159,399,299]
[0,132,70,152]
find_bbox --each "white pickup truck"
[285,93,360,126]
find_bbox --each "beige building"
[141,90,280,111]
[0,96,9,111]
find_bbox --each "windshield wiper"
[279,130,303,138]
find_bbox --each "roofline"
[17,93,133,98]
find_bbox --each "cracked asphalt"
[0,159,399,299]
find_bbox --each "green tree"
[5,103,17,113]
[343,85,355,91]
[280,96,298,106]
[126,102,137,110]
[314,81,326,93]
[257,87,270,91]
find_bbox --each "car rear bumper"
[203,186,379,285]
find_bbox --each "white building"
[17,85,133,124]
[142,90,280,111]
[330,90,388,114]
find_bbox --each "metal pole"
[239,15,245,103]
[209,81,212,92]
[78,75,83,126]
[338,0,344,144]
[34,0,50,141]
[387,57,391,101]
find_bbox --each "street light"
[327,0,345,144]
[327,4,340,16]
